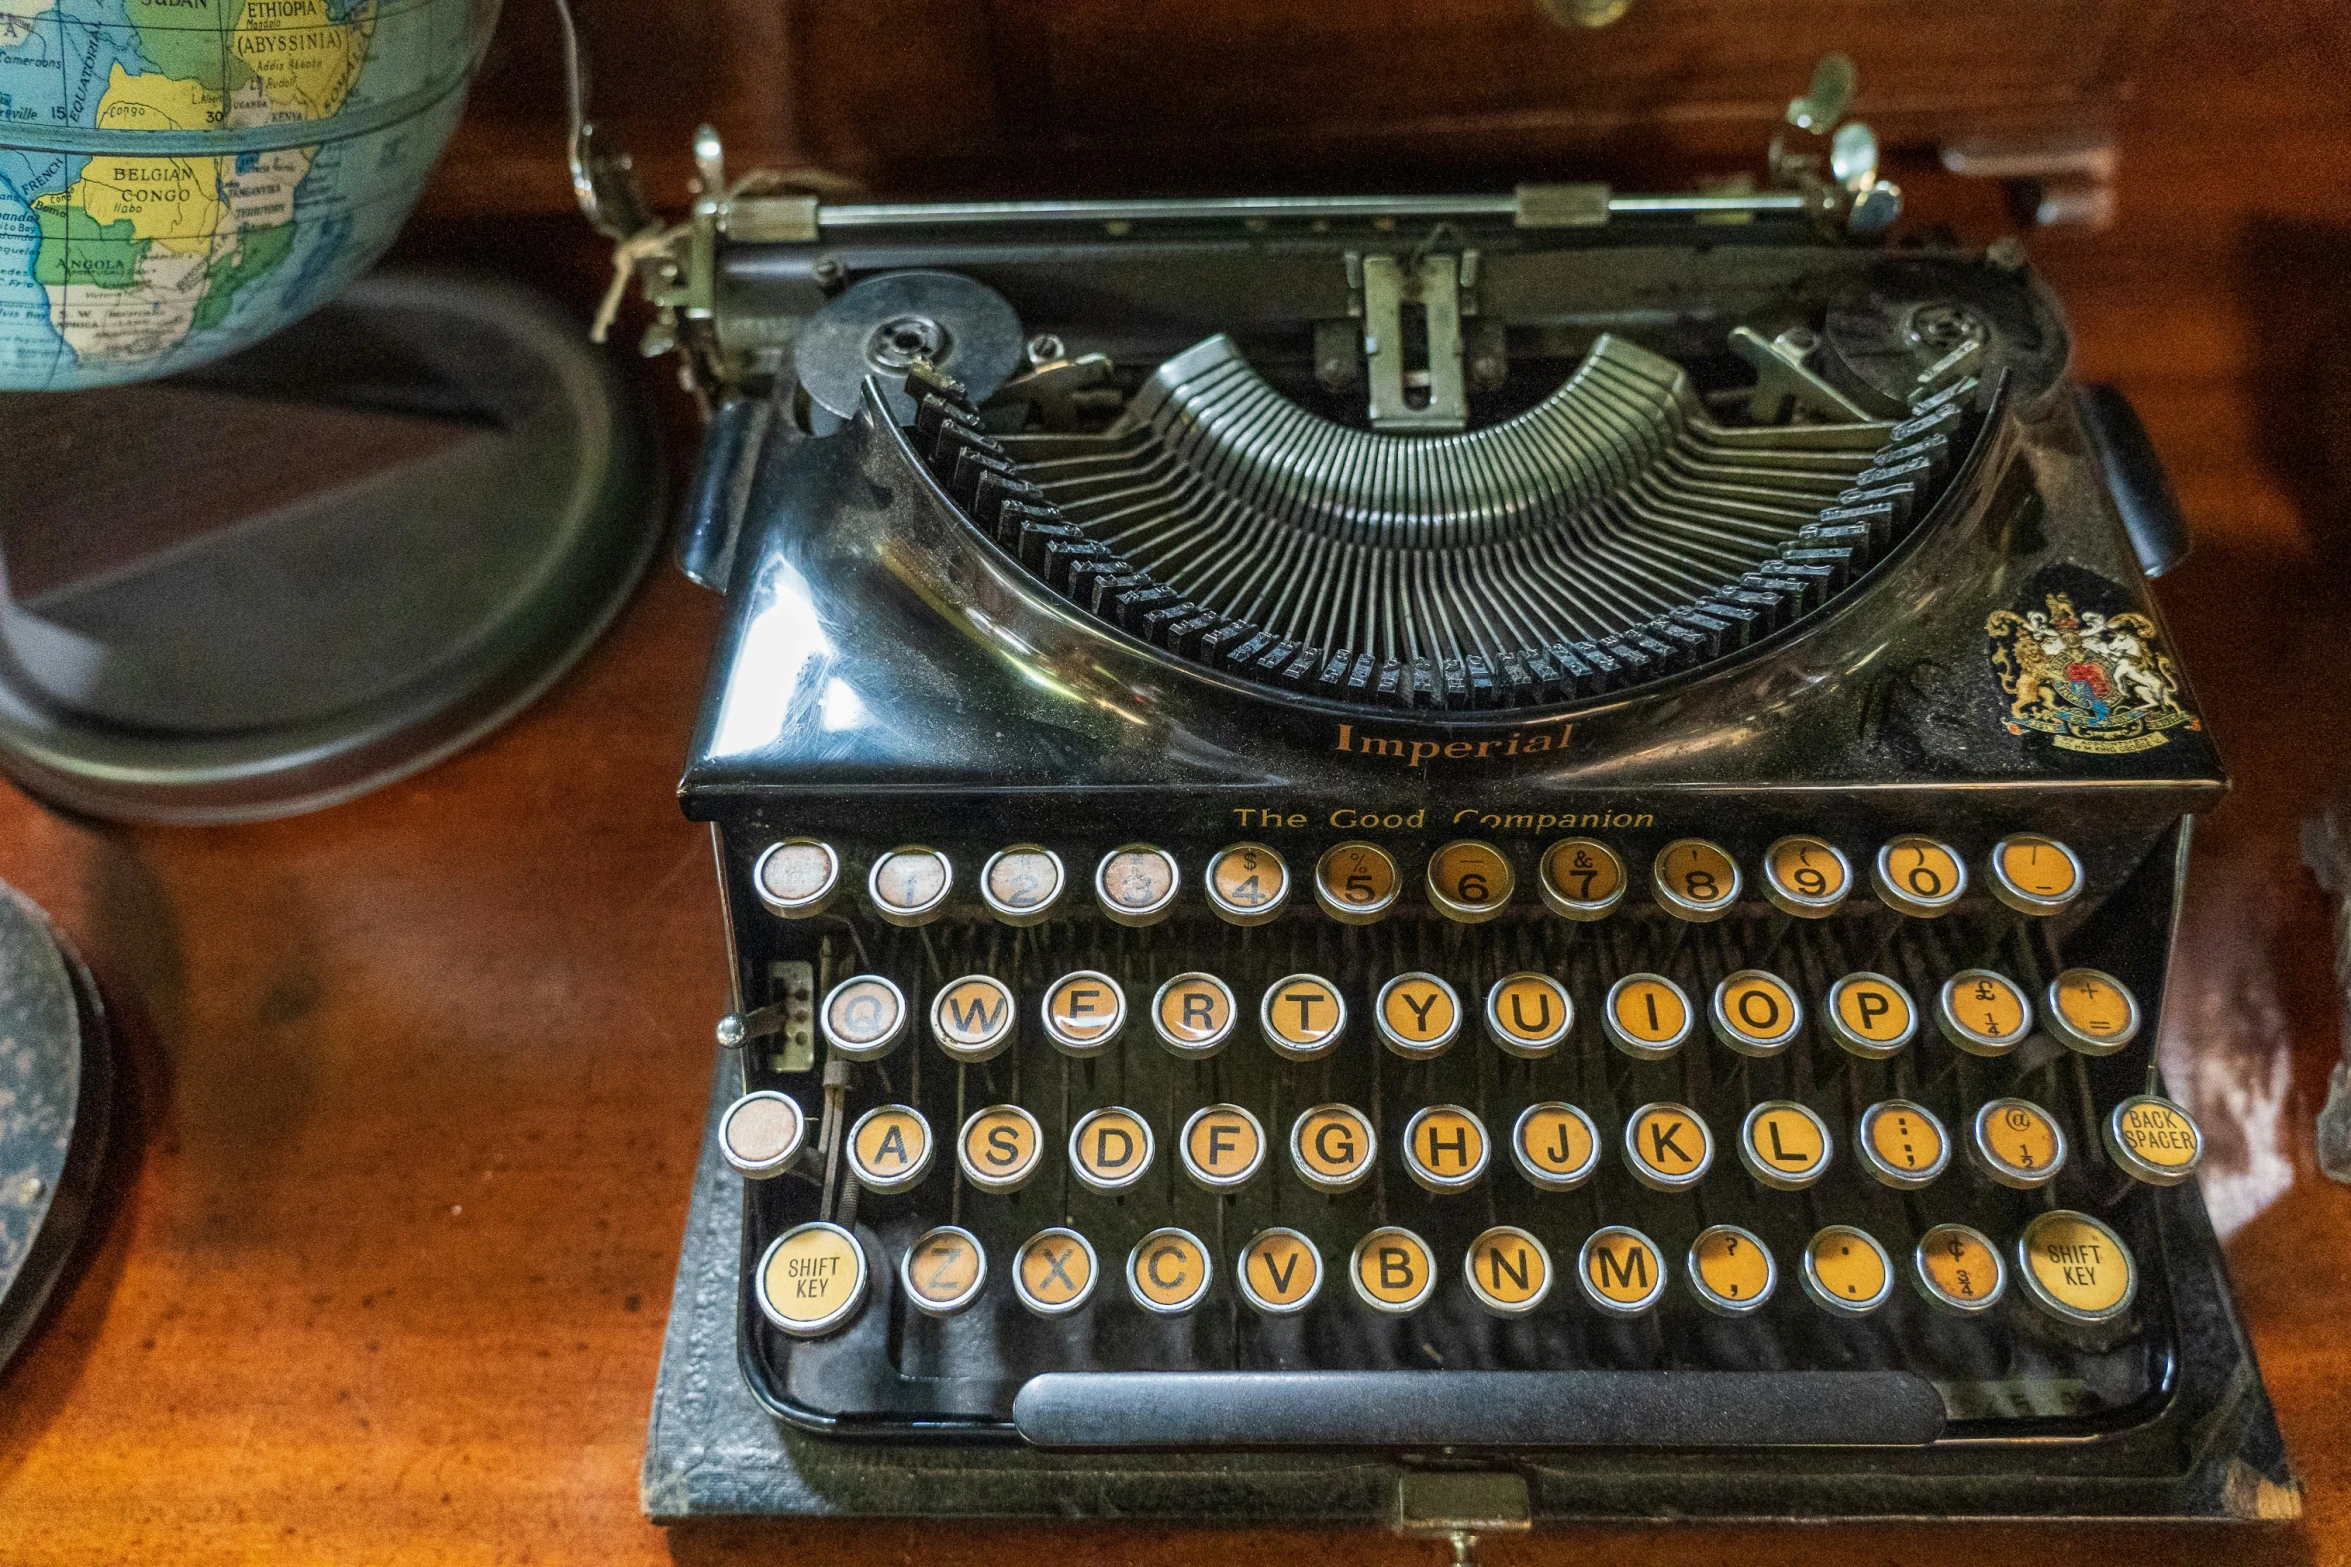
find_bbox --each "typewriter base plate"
[644,1053,2299,1526]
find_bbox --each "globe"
[0,0,495,389]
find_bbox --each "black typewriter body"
[661,211,2292,1519]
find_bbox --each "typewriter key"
[2045,968,2140,1056]
[1539,837,1625,920]
[1652,839,1741,921]
[1510,1102,1600,1191]
[1936,969,2033,1056]
[1426,840,1514,922]
[900,1225,987,1318]
[1400,1105,1489,1194]
[1688,1225,1776,1316]
[1179,1104,1266,1191]
[719,1090,805,1179]
[1013,1227,1098,1317]
[980,845,1065,925]
[2016,1209,2136,1326]
[1464,1226,1552,1316]
[1205,842,1290,926]
[1913,1223,2006,1315]
[1824,972,1917,1058]
[1988,833,2084,916]
[1374,973,1461,1059]
[847,1104,933,1194]
[1602,974,1693,1060]
[820,974,908,1060]
[1577,1226,1667,1317]
[1856,1099,1950,1189]
[1069,1107,1155,1194]
[1151,972,1237,1058]
[1709,970,1803,1057]
[1259,974,1346,1059]
[1094,844,1180,927]
[1041,970,1126,1056]
[2104,1094,2202,1185]
[1738,1100,1832,1190]
[1761,835,1851,918]
[1290,1104,1377,1193]
[931,974,1016,1061]
[1313,841,1400,924]
[1623,1102,1713,1192]
[1801,1225,1894,1315]
[1484,973,1574,1058]
[754,1221,868,1338]
[868,846,953,926]
[1350,1226,1437,1315]
[752,838,840,918]
[1971,1098,2066,1189]
[957,1104,1044,1193]
[1871,835,1967,917]
[1127,1228,1212,1315]
[1237,1228,1323,1315]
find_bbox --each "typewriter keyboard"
[719,829,2195,1444]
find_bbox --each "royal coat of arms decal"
[1987,593,2199,754]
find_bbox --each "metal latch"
[1395,1470,1531,1564]
[1356,253,1472,434]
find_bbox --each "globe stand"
[0,273,661,823]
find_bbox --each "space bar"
[1013,1370,1947,1449]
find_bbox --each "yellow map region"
[79,69,226,252]
[231,0,376,121]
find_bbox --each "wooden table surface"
[7,7,2351,1564]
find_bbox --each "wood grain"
[6,2,2351,1562]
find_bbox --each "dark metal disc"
[794,272,1023,423]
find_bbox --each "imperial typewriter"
[619,91,2295,1530]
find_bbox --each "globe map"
[0,0,487,389]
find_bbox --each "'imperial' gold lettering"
[1334,719,1573,768]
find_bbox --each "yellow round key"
[846,1104,933,1194]
[957,1103,1043,1193]
[1351,1226,1437,1314]
[1151,971,1237,1057]
[1426,839,1514,922]
[900,1225,987,1317]
[1204,842,1289,925]
[931,974,1017,1061]
[1179,1103,1266,1191]
[1401,1105,1488,1194]
[1127,1228,1212,1315]
[2045,968,2140,1055]
[1013,1227,1097,1316]
[2104,1095,2202,1186]
[1539,837,1625,920]
[1375,972,1461,1058]
[2017,1209,2136,1325]
[1802,1225,1893,1315]
[1602,973,1692,1059]
[1710,969,1802,1056]
[1290,1103,1377,1193]
[1484,972,1574,1057]
[1913,1223,2005,1314]
[1068,1106,1154,1194]
[1510,1102,1599,1190]
[1463,1226,1551,1316]
[1936,969,2033,1056]
[979,844,1064,925]
[1738,1100,1831,1190]
[868,846,952,926]
[1872,835,1966,917]
[1041,970,1126,1055]
[755,1221,869,1337]
[821,974,908,1060]
[1095,844,1180,926]
[720,1091,805,1180]
[1855,1098,1949,1189]
[1988,833,2083,916]
[753,838,840,918]
[1259,973,1346,1059]
[1971,1097,2067,1189]
[1236,1228,1322,1315]
[1314,841,1400,924]
[1623,1101,1713,1191]
[1687,1224,1775,1315]
[1824,972,1916,1058]
[1652,838,1741,921]
[1577,1225,1666,1316]
[1761,835,1851,917]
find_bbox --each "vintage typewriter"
[617,88,2295,1531]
